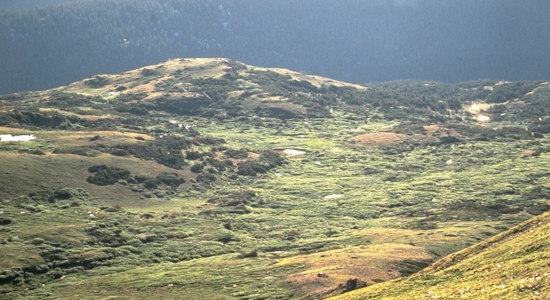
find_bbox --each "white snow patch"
[475,115,491,122]
[282,149,306,156]
[0,134,36,142]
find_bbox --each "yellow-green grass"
[275,243,434,299]
[60,58,251,98]
[328,210,550,300]
[0,127,153,150]
[247,65,366,90]
[12,254,301,300]
[37,108,118,121]
[0,151,192,206]
[0,127,199,208]
[0,244,44,270]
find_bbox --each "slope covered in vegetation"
[329,209,550,300]
[0,59,549,299]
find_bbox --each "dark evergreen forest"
[1,0,549,94]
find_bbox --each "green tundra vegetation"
[0,58,549,299]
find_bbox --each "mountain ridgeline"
[1,0,550,94]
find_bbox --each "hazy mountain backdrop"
[1,0,549,94]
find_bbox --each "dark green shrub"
[0,268,24,285]
[192,136,225,145]
[110,149,130,156]
[19,149,46,155]
[206,158,233,171]
[196,173,216,184]
[237,161,267,176]
[486,81,540,103]
[259,150,285,167]
[87,165,131,185]
[156,172,185,187]
[186,151,202,160]
[239,250,258,258]
[85,75,109,88]
[398,259,431,276]
[142,179,159,189]
[224,148,248,159]
[53,147,100,157]
[134,175,150,183]
[140,68,158,77]
[0,218,12,225]
[119,136,191,169]
[53,188,88,199]
[29,190,56,203]
[438,135,463,144]
[190,163,204,173]
[114,105,149,115]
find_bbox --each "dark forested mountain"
[0,0,87,9]
[1,0,549,94]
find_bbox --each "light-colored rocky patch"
[0,134,36,142]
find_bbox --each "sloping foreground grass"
[328,209,550,300]
[10,254,300,300]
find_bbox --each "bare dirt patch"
[0,126,25,132]
[352,125,463,148]
[351,132,405,146]
[38,108,117,120]
[56,130,152,144]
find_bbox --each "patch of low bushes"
[53,146,101,157]
[236,150,285,176]
[29,188,89,203]
[87,165,131,185]
[10,109,85,129]
[224,148,248,159]
[85,75,109,88]
[156,172,185,187]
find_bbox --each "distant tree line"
[0,0,87,9]
[0,0,549,94]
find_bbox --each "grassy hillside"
[328,209,550,300]
[0,58,549,299]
